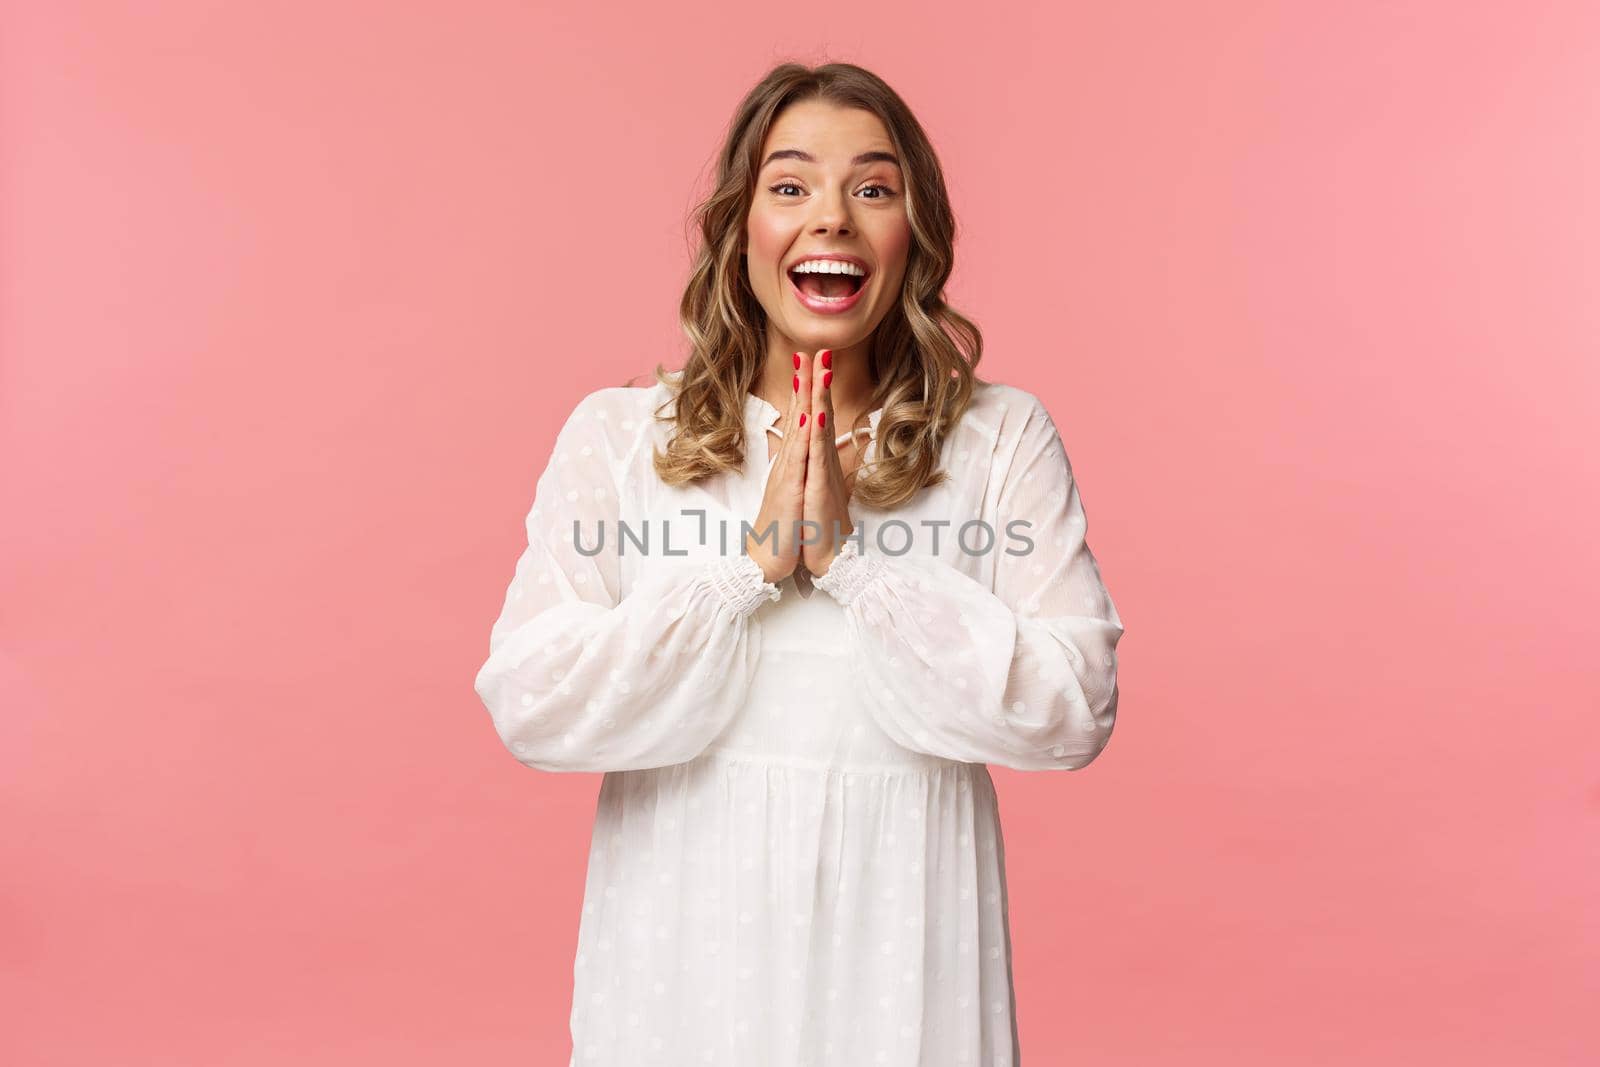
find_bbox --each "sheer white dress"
[473,373,1124,1067]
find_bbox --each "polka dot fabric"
[474,373,1124,1066]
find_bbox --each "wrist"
[811,537,883,606]
[741,533,786,585]
[710,552,782,616]
[813,519,854,577]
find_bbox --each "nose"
[808,186,854,236]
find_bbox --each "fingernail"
[821,350,832,368]
[793,353,801,369]
[799,412,806,426]
[793,374,799,392]
[818,411,826,429]
[822,370,832,389]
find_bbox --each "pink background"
[3,2,1596,1063]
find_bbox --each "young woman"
[474,62,1124,1067]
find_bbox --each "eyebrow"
[760,148,901,170]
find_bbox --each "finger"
[806,351,828,462]
[814,348,837,464]
[788,350,802,422]
[810,350,842,487]
[789,350,811,481]
[796,350,814,443]
[783,350,801,449]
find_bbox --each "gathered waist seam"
[697,743,976,779]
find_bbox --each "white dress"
[473,374,1124,1067]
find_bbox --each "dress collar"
[744,391,884,446]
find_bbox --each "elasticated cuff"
[812,539,885,607]
[707,553,782,617]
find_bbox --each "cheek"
[874,219,913,290]
[745,209,790,281]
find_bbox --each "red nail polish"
[818,411,826,429]
[822,370,832,389]
[793,374,799,392]
[821,350,832,369]
[793,353,801,369]
[799,412,806,426]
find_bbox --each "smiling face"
[744,99,911,355]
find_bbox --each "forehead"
[759,100,895,164]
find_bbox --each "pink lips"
[788,271,867,315]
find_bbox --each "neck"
[753,336,874,421]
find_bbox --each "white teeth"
[790,259,866,277]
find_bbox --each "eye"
[766,182,899,199]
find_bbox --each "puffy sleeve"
[472,391,782,773]
[812,396,1124,771]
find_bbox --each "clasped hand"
[745,349,857,584]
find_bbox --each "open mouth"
[787,265,868,303]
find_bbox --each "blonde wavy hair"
[635,61,986,511]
